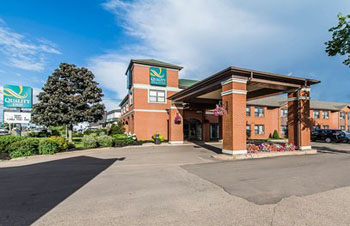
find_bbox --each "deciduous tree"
[32,63,105,142]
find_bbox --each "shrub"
[82,134,98,148]
[108,121,125,135]
[74,131,84,137]
[8,138,39,158]
[272,130,280,139]
[48,137,68,151]
[0,136,24,154]
[97,136,114,147]
[38,139,60,155]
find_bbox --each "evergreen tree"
[32,63,105,142]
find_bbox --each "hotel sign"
[4,111,31,124]
[150,67,167,86]
[3,85,33,108]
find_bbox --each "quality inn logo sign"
[3,85,33,108]
[150,67,167,86]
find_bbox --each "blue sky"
[1,0,350,110]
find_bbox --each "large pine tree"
[32,63,105,142]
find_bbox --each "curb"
[212,149,317,161]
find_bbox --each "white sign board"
[4,112,31,124]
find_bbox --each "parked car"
[343,131,350,143]
[311,129,347,143]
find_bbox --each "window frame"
[246,106,251,117]
[313,110,320,119]
[148,89,167,104]
[254,125,265,135]
[254,107,265,117]
[322,110,329,119]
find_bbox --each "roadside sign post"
[3,85,33,136]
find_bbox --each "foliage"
[31,63,105,142]
[108,121,125,135]
[27,131,51,138]
[38,139,60,155]
[47,136,69,151]
[84,128,107,136]
[272,130,280,139]
[74,131,84,137]
[8,138,40,158]
[247,143,297,154]
[97,135,114,147]
[0,136,24,154]
[82,134,98,148]
[113,133,137,147]
[151,133,165,142]
[325,13,350,66]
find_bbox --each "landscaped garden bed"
[247,142,296,154]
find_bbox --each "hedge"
[38,139,60,155]
[97,136,114,147]
[82,134,98,148]
[0,136,24,154]
[8,138,40,158]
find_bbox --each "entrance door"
[184,119,202,141]
[210,123,219,140]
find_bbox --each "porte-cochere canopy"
[169,66,320,155]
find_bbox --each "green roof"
[178,79,199,89]
[126,59,183,74]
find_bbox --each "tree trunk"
[68,124,73,143]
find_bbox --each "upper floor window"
[149,89,166,103]
[254,107,265,117]
[254,125,265,134]
[129,91,133,105]
[323,111,329,119]
[313,110,320,119]
[281,109,288,117]
[340,111,345,120]
[246,106,251,116]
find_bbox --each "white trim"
[221,77,247,86]
[168,141,184,144]
[221,89,247,96]
[133,63,181,72]
[132,83,182,92]
[301,87,311,92]
[288,96,310,101]
[299,146,312,150]
[205,111,215,115]
[135,109,168,113]
[169,106,184,110]
[222,149,247,155]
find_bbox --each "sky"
[0,0,350,111]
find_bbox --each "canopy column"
[168,105,184,144]
[221,77,248,155]
[288,87,312,150]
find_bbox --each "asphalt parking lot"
[1,142,350,226]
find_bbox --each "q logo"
[150,67,167,86]
[3,86,28,99]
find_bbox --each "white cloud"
[0,19,61,71]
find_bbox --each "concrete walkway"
[1,143,350,226]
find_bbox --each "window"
[340,125,345,130]
[281,109,288,118]
[281,125,288,137]
[313,110,320,119]
[313,125,320,130]
[246,124,251,137]
[246,106,251,116]
[340,112,345,120]
[254,107,265,117]
[323,125,329,129]
[129,91,133,105]
[323,111,329,119]
[254,125,264,135]
[149,89,166,103]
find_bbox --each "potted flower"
[153,133,162,144]
[213,105,226,116]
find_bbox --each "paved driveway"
[1,142,350,226]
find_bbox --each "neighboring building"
[106,109,121,123]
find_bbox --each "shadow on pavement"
[0,156,122,226]
[191,141,222,154]
[312,145,350,154]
